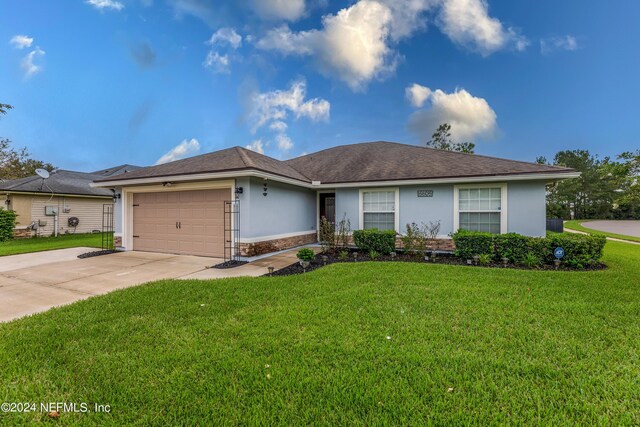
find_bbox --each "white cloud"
[540,35,578,55]
[246,139,265,154]
[437,0,527,55]
[269,121,288,132]
[256,0,525,89]
[85,0,124,11]
[248,79,329,155]
[168,0,217,26]
[9,35,33,49]
[208,28,242,49]
[257,1,396,91]
[405,83,432,108]
[21,47,45,79]
[155,138,201,165]
[252,0,306,21]
[275,133,293,151]
[203,51,230,73]
[249,79,330,133]
[407,86,497,142]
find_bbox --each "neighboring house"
[0,165,141,236]
[93,142,579,259]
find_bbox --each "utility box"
[45,206,58,216]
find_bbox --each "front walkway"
[0,248,307,322]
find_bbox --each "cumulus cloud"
[246,139,265,154]
[85,0,124,11]
[540,35,578,55]
[249,79,329,133]
[257,1,396,91]
[208,28,242,49]
[204,28,242,73]
[405,83,432,108]
[9,35,33,49]
[155,138,201,165]
[252,0,306,21]
[203,51,230,73]
[247,79,329,155]
[437,0,528,55]
[407,86,497,142]
[21,47,45,79]
[257,0,525,90]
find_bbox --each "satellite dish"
[35,169,50,179]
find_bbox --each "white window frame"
[358,187,400,232]
[453,183,508,234]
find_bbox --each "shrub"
[452,230,494,260]
[452,230,607,269]
[335,213,351,250]
[477,253,492,266]
[522,252,542,268]
[369,250,379,261]
[338,250,349,261]
[296,248,315,262]
[318,216,335,253]
[544,233,607,268]
[352,229,396,255]
[0,209,17,242]
[400,223,425,257]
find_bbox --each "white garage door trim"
[121,180,235,254]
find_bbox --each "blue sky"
[1,0,639,171]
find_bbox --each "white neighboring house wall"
[30,195,111,236]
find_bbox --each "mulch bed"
[211,260,249,269]
[78,250,117,259]
[265,249,606,277]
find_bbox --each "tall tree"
[427,123,476,153]
[0,139,55,180]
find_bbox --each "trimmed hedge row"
[0,209,17,242]
[452,230,606,268]
[352,229,396,255]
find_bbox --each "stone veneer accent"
[239,233,318,257]
[13,227,33,239]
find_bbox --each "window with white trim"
[458,187,502,234]
[362,190,396,230]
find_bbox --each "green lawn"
[0,233,103,256]
[1,242,639,425]
[564,219,640,243]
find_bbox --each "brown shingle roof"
[285,141,575,183]
[96,141,575,185]
[95,146,310,183]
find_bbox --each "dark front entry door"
[319,193,336,224]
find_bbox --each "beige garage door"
[132,189,229,257]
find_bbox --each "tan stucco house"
[1,165,140,237]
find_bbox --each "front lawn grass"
[1,242,639,425]
[0,233,103,256]
[564,219,640,243]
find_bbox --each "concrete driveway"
[0,251,222,322]
[581,220,640,237]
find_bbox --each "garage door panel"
[133,189,228,257]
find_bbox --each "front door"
[319,193,336,224]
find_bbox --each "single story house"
[93,141,578,259]
[0,164,141,237]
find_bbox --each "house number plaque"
[417,190,433,197]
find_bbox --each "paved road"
[581,220,640,238]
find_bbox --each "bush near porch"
[0,209,17,242]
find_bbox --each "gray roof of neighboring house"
[95,141,576,185]
[0,164,143,197]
